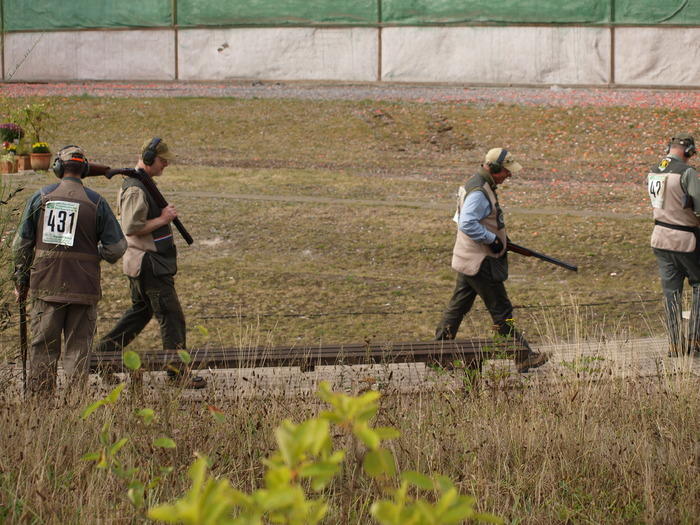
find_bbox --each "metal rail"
[90,338,529,373]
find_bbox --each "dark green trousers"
[654,248,700,354]
[97,254,186,353]
[435,257,525,344]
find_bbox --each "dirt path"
[175,190,646,219]
[3,81,700,109]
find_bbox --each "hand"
[489,237,504,254]
[14,284,28,303]
[160,204,178,224]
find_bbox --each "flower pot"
[30,152,52,171]
[17,155,32,171]
[1,159,18,174]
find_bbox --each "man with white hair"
[435,147,549,373]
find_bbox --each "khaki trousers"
[29,299,96,393]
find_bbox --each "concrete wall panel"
[615,27,700,86]
[5,30,175,81]
[178,28,378,82]
[381,26,610,85]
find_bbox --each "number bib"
[42,200,80,246]
[647,173,668,209]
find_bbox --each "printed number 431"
[47,209,76,234]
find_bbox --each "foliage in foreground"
[81,351,500,525]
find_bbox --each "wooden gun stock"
[507,241,578,272]
[107,168,194,245]
[85,163,114,178]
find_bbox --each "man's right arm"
[12,192,42,299]
[120,186,176,237]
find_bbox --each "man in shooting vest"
[648,132,700,356]
[95,138,206,388]
[435,147,549,373]
[13,145,126,393]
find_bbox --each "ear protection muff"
[52,145,90,179]
[488,148,508,174]
[684,139,697,158]
[142,137,162,166]
[668,137,697,158]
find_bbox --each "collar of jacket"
[477,166,497,190]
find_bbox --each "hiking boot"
[167,371,208,389]
[515,351,550,373]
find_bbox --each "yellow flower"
[31,142,50,153]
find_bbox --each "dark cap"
[140,138,175,160]
[670,133,695,147]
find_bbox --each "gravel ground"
[2,80,700,108]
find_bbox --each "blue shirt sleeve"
[96,197,124,247]
[15,190,43,242]
[458,190,496,244]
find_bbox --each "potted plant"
[30,141,52,171]
[0,122,24,143]
[1,151,18,174]
[15,137,32,170]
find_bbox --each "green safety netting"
[615,0,700,24]
[381,0,610,24]
[177,0,378,26]
[0,0,172,31]
[1,0,699,31]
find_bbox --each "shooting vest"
[451,169,507,276]
[121,175,177,277]
[648,156,700,253]
[31,178,102,305]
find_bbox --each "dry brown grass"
[1,370,699,523]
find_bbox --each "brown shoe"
[167,372,208,389]
[516,351,550,373]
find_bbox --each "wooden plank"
[89,338,529,372]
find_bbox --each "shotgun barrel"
[507,241,578,272]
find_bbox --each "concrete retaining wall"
[2,26,698,87]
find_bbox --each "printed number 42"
[648,179,662,198]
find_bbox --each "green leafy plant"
[1,153,18,166]
[148,381,503,524]
[80,349,179,510]
[17,101,54,144]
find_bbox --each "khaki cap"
[484,148,522,173]
[140,138,176,160]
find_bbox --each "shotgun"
[106,168,194,245]
[507,241,578,272]
[19,302,27,396]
